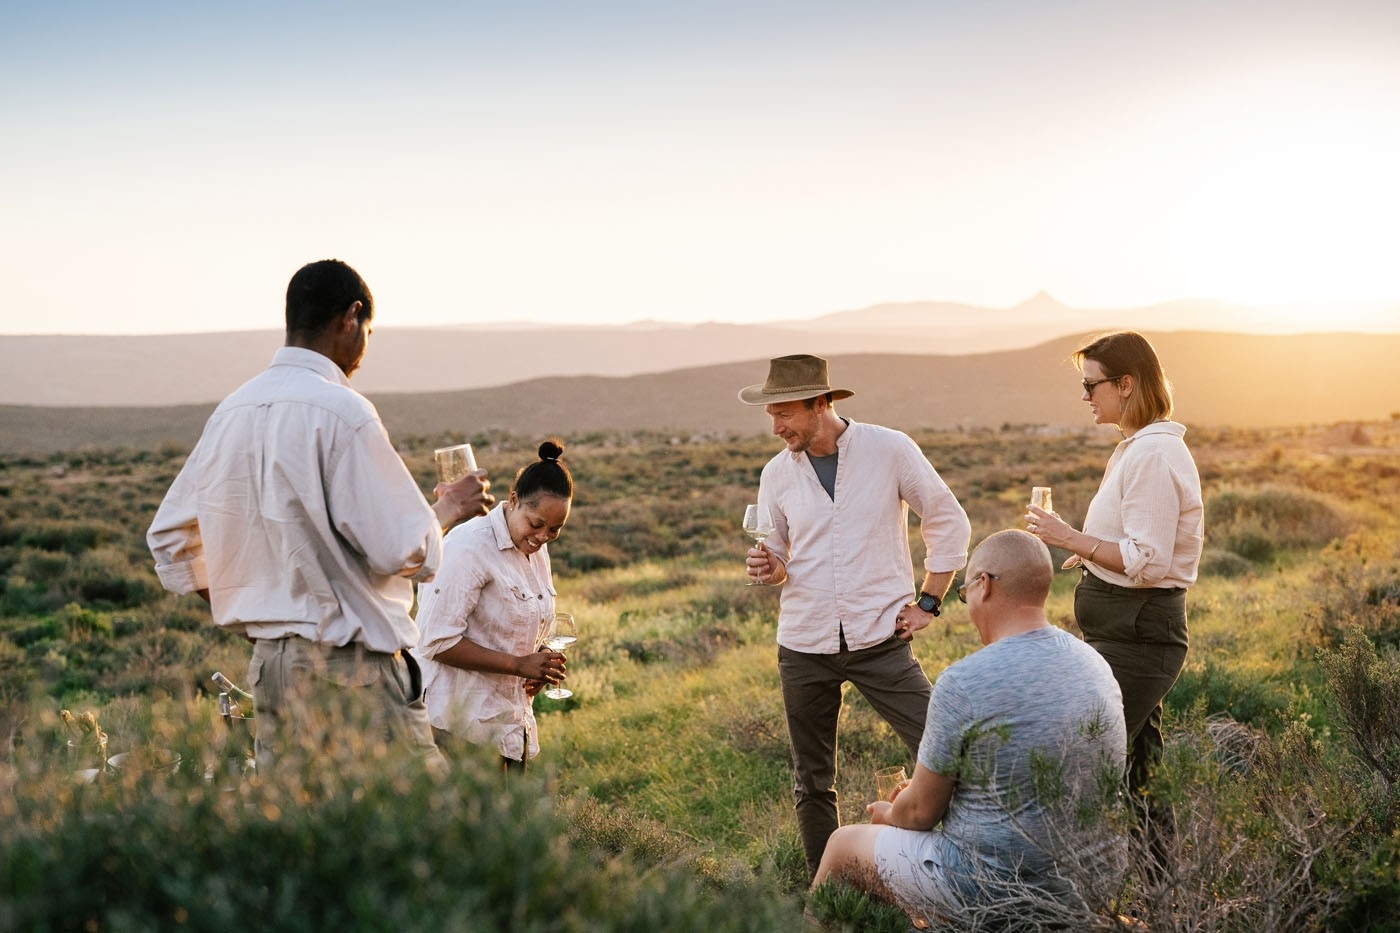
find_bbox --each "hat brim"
[737,385,855,406]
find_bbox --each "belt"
[1080,568,1185,593]
[257,634,403,659]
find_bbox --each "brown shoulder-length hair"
[1072,332,1173,431]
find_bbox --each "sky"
[3,0,1398,335]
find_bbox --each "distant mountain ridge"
[2,331,1396,456]
[6,295,1388,408]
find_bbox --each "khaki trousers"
[249,635,446,774]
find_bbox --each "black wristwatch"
[916,592,942,616]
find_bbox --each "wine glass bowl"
[434,443,478,484]
[541,612,577,700]
[742,504,775,586]
[875,765,908,802]
[1030,486,1053,513]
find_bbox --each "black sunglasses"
[1081,376,1120,395]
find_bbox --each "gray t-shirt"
[807,451,838,500]
[918,625,1127,904]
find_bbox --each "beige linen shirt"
[758,420,971,654]
[413,503,555,761]
[1082,421,1204,589]
[146,347,442,653]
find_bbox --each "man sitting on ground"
[812,530,1128,924]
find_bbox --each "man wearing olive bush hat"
[739,353,972,880]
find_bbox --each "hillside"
[8,295,1391,408]
[1,330,1395,456]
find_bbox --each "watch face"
[918,594,938,613]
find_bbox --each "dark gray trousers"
[1074,570,1189,795]
[778,634,932,879]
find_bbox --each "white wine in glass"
[1030,486,1053,513]
[742,504,775,586]
[542,612,577,700]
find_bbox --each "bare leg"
[811,824,886,890]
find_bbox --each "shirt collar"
[1122,420,1186,444]
[270,346,351,387]
[787,417,856,462]
[488,501,516,552]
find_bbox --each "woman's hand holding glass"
[536,612,577,700]
[521,643,567,697]
[1025,497,1102,570]
[1024,481,1064,549]
[1024,503,1072,548]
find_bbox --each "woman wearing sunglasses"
[1024,331,1203,808]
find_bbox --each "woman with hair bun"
[414,439,574,772]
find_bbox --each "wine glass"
[434,443,477,484]
[541,612,577,700]
[742,504,774,586]
[875,765,908,802]
[1030,485,1053,513]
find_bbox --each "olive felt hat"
[737,354,855,405]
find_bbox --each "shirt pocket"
[507,584,546,649]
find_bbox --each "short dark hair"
[285,260,373,337]
[514,439,574,505]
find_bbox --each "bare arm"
[868,762,954,831]
[429,635,565,686]
[1026,505,1127,573]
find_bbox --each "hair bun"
[538,439,565,463]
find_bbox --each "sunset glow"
[2,1,1397,335]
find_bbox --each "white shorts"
[872,827,972,921]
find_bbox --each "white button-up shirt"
[146,347,443,653]
[413,503,555,761]
[758,420,971,654]
[1082,421,1204,589]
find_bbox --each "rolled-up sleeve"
[901,439,972,573]
[1118,458,1185,586]
[1084,424,1203,590]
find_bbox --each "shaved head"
[969,530,1053,606]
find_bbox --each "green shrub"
[1328,834,1400,933]
[1304,534,1400,651]
[1135,708,1352,931]
[1318,627,1400,787]
[58,601,111,640]
[73,546,159,609]
[1206,485,1351,563]
[8,518,113,554]
[1168,660,1294,727]
[1198,547,1254,579]
[0,708,800,932]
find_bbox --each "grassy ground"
[4,420,1400,928]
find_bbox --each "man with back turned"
[148,259,493,772]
